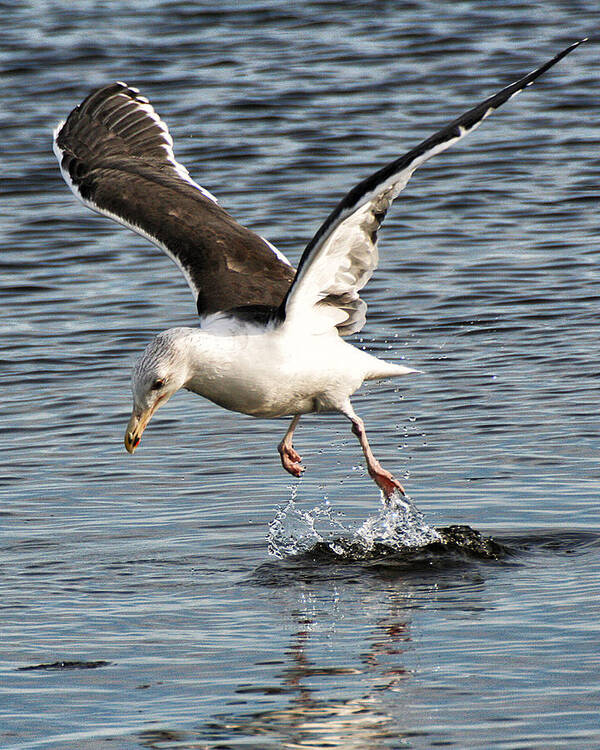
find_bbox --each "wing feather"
[54,82,295,318]
[280,39,585,336]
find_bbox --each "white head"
[124,329,190,453]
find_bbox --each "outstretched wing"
[53,82,295,319]
[279,39,584,336]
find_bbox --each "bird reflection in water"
[229,617,411,748]
[137,595,414,750]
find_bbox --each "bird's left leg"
[278,414,304,477]
[343,403,405,498]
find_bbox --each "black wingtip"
[525,37,586,83]
[561,37,586,50]
[548,37,587,67]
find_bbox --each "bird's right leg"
[342,402,405,498]
[278,414,304,477]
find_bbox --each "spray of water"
[268,490,442,559]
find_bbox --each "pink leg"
[278,414,304,477]
[351,415,405,498]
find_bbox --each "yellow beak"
[124,404,156,454]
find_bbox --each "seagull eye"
[151,378,165,391]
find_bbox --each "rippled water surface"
[2,2,600,748]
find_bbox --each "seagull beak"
[124,407,153,454]
[125,391,173,454]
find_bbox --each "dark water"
[2,2,600,747]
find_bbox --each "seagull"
[53,40,583,498]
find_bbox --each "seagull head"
[124,330,190,454]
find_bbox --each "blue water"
[2,2,600,747]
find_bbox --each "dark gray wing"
[280,39,585,336]
[53,82,295,318]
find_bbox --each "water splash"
[268,492,442,560]
[355,493,443,550]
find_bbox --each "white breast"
[184,323,371,419]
